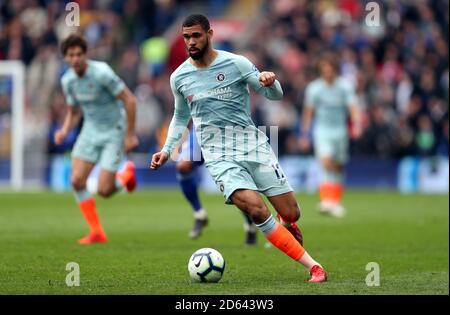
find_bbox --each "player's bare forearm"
[62,106,81,133]
[117,87,137,136]
[301,106,314,135]
[349,104,363,139]
[117,87,139,152]
[54,106,81,145]
[298,106,314,151]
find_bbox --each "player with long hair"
[299,53,362,217]
[55,34,139,244]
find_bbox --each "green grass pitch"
[0,190,448,295]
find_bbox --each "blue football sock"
[243,213,253,225]
[242,212,256,233]
[177,170,202,212]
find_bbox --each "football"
[188,248,225,283]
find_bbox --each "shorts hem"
[71,153,97,164]
[262,186,294,198]
[224,185,258,205]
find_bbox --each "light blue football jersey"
[61,60,126,140]
[304,77,357,137]
[162,50,283,164]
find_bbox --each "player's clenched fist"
[54,129,67,145]
[150,151,169,170]
[259,72,276,87]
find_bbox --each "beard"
[189,40,209,60]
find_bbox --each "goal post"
[0,60,25,191]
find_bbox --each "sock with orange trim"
[321,169,345,203]
[74,190,105,235]
[256,215,316,266]
[257,215,320,269]
[330,183,343,204]
[319,183,333,203]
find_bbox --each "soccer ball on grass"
[188,248,225,283]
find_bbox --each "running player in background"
[299,53,362,217]
[151,14,327,282]
[177,126,257,244]
[55,34,139,244]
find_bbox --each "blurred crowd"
[0,0,448,161]
[245,0,449,159]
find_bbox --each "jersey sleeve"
[161,74,191,156]
[61,76,77,106]
[342,80,357,106]
[99,63,126,97]
[304,83,317,108]
[234,55,283,100]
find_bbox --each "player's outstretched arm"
[235,55,283,100]
[150,151,169,170]
[344,80,363,140]
[298,105,314,152]
[348,104,363,139]
[157,74,191,161]
[249,71,283,100]
[298,83,317,152]
[54,106,81,145]
[117,86,139,153]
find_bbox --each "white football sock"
[194,208,208,220]
[298,251,321,270]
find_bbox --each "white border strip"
[0,60,25,190]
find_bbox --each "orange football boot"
[117,161,137,193]
[77,232,108,245]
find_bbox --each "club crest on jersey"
[216,73,226,82]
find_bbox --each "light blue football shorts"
[313,132,349,164]
[72,128,125,172]
[205,155,293,205]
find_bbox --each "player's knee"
[97,185,115,198]
[71,176,86,191]
[284,204,301,222]
[322,159,334,171]
[248,203,270,224]
[176,161,193,174]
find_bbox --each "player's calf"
[268,192,301,223]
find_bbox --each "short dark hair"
[182,14,210,32]
[60,33,88,56]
